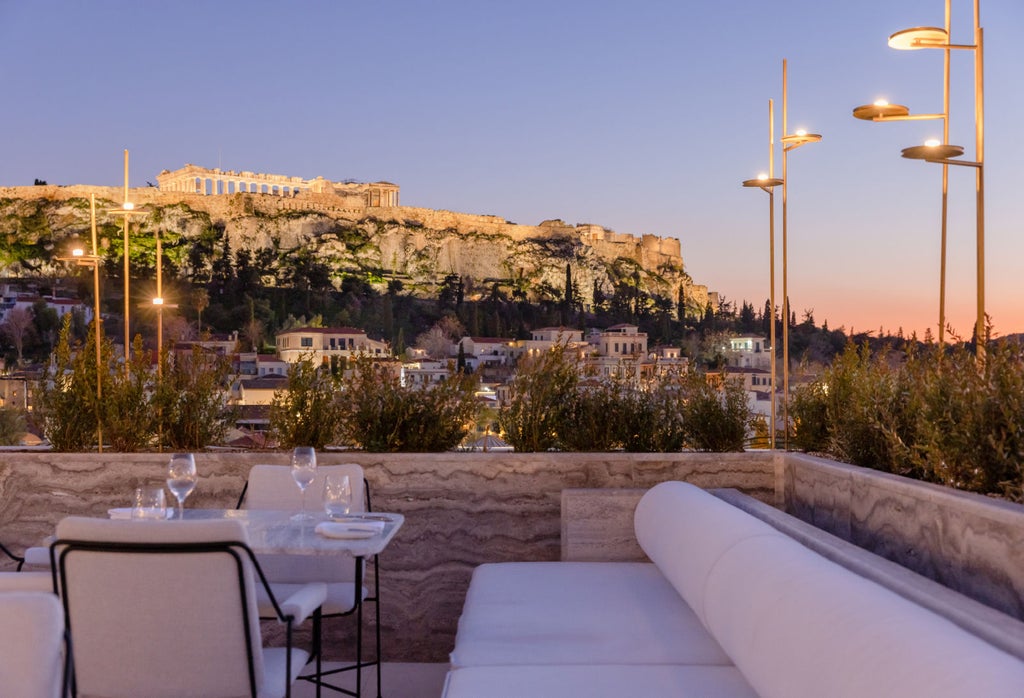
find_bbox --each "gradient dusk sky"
[2,1,1022,337]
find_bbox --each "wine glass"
[166,453,197,520]
[324,474,353,519]
[291,446,317,522]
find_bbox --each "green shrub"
[153,345,235,450]
[499,344,579,452]
[560,379,631,451]
[0,407,25,445]
[338,357,478,452]
[35,317,102,451]
[792,340,1024,501]
[679,370,749,452]
[620,378,688,453]
[269,357,343,449]
[100,336,158,452]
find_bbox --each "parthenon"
[156,164,399,206]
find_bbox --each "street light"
[107,149,147,373]
[852,0,984,357]
[780,58,821,449]
[742,99,784,449]
[58,194,103,452]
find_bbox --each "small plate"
[108,508,174,520]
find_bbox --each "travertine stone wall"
[781,452,1024,620]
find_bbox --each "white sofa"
[444,481,1024,698]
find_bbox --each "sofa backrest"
[633,480,784,626]
[634,481,1024,698]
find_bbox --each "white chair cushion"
[259,580,366,617]
[442,664,759,698]
[0,591,65,698]
[259,647,312,698]
[633,481,783,626]
[704,531,1024,698]
[450,561,732,667]
[0,571,52,592]
[22,546,51,569]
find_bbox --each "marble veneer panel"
[561,488,648,562]
[782,453,1024,621]
[0,451,774,662]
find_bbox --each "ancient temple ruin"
[156,164,399,206]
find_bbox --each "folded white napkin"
[108,508,171,520]
[314,520,385,539]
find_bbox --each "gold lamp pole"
[780,59,822,449]
[742,99,783,449]
[853,0,984,359]
[154,229,163,377]
[107,149,146,374]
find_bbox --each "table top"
[181,509,404,557]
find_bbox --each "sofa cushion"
[443,664,759,698]
[634,481,783,625]
[449,561,732,667]
[704,531,1024,698]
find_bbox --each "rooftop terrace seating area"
[2,451,1024,696]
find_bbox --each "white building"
[727,335,772,370]
[276,326,389,364]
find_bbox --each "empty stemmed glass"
[291,446,317,522]
[166,453,197,520]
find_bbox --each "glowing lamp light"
[924,138,941,147]
[757,173,769,181]
[72,248,85,257]
[795,129,807,137]
[874,99,889,107]
[122,202,135,211]
[152,297,164,306]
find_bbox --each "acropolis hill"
[0,164,711,310]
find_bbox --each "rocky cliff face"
[0,185,711,312]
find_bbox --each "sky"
[1,0,1022,337]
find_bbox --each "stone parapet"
[3,450,1021,662]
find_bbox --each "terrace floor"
[292,662,449,697]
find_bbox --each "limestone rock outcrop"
[0,184,711,311]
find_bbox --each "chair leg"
[355,556,364,698]
[313,609,322,698]
[374,554,382,698]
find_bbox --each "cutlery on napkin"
[314,520,385,538]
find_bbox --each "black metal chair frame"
[50,537,305,698]
[235,477,384,698]
[1,540,25,571]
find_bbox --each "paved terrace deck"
[2,451,1023,665]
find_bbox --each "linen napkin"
[314,520,385,539]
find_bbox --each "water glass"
[132,486,167,520]
[324,474,353,518]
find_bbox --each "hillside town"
[0,279,778,449]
